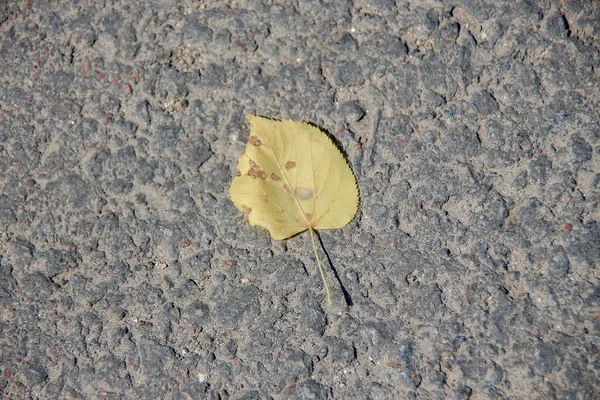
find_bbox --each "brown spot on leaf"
[247,160,267,179]
[236,170,241,177]
[283,184,293,195]
[285,161,296,169]
[249,135,262,146]
[240,205,252,221]
[270,173,281,181]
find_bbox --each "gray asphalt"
[1,1,598,399]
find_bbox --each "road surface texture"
[1,0,599,399]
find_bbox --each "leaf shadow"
[315,231,353,306]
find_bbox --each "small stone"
[480,119,504,148]
[546,246,570,278]
[472,91,499,115]
[457,385,473,400]
[335,61,364,86]
[181,17,213,43]
[22,362,48,386]
[214,286,261,325]
[571,135,592,164]
[133,100,150,126]
[324,336,355,363]
[513,171,528,189]
[334,32,358,52]
[339,100,365,122]
[294,379,328,400]
[183,301,210,325]
[545,12,570,39]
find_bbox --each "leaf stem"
[309,227,331,305]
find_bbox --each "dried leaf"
[230,114,360,303]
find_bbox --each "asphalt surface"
[1,1,599,399]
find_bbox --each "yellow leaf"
[229,114,360,303]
